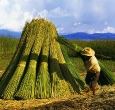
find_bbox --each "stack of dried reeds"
[0,18,85,100]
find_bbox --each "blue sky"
[0,0,115,34]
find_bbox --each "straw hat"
[81,47,95,56]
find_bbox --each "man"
[80,47,101,95]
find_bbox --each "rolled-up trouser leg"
[91,72,100,95]
[91,72,100,88]
[85,71,100,95]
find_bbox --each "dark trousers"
[85,71,100,88]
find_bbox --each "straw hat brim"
[81,47,95,56]
[81,52,94,56]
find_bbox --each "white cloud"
[102,26,115,33]
[0,20,23,31]
[88,29,95,34]
[0,0,115,34]
[74,22,81,26]
[0,0,47,31]
[89,26,115,33]
[0,0,44,32]
[37,10,48,18]
[50,7,69,17]
[23,12,33,21]
[37,7,70,19]
[57,27,64,33]
[0,0,9,7]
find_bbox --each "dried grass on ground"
[0,72,115,110]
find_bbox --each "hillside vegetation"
[71,40,115,59]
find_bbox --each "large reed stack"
[0,18,85,100]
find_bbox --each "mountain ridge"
[0,29,21,38]
[0,29,115,40]
[61,32,115,40]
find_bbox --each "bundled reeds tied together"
[0,18,85,100]
[57,36,115,86]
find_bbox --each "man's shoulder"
[90,56,98,62]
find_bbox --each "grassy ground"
[0,54,12,77]
[0,36,18,55]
